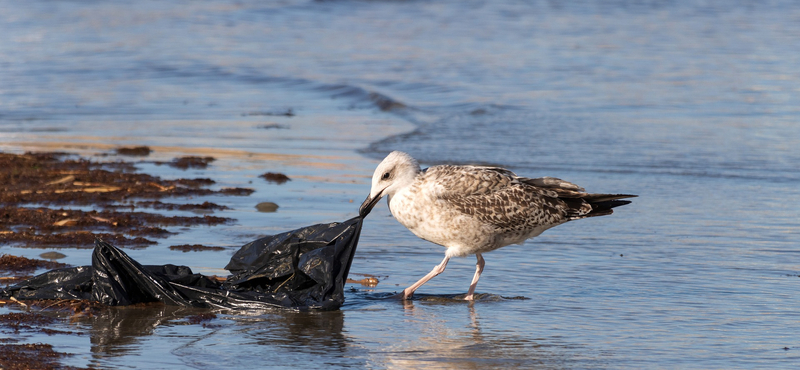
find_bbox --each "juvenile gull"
[359,151,636,300]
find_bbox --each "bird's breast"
[388,188,424,230]
[388,187,488,252]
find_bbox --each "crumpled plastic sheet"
[2,217,363,311]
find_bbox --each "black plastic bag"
[2,217,363,310]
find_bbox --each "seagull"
[359,151,635,300]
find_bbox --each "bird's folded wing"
[427,165,521,198]
[425,166,570,230]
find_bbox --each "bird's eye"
[381,172,391,180]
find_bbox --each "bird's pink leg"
[464,253,485,301]
[401,255,450,300]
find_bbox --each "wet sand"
[0,150,254,369]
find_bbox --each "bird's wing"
[425,165,585,199]
[423,166,575,231]
[425,165,518,197]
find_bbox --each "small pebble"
[255,202,279,213]
[260,172,290,184]
[40,251,67,260]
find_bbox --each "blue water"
[2,1,800,369]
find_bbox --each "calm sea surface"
[2,1,799,369]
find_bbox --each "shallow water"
[2,1,800,369]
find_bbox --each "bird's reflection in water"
[381,294,571,370]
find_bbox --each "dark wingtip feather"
[585,199,633,218]
[582,193,637,203]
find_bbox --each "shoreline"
[0,104,415,260]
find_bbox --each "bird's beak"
[359,190,383,218]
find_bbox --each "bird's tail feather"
[563,193,636,219]
[584,198,634,217]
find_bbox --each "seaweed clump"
[0,152,250,248]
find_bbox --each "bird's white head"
[359,151,420,217]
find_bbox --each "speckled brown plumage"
[383,162,634,257]
[360,151,635,299]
